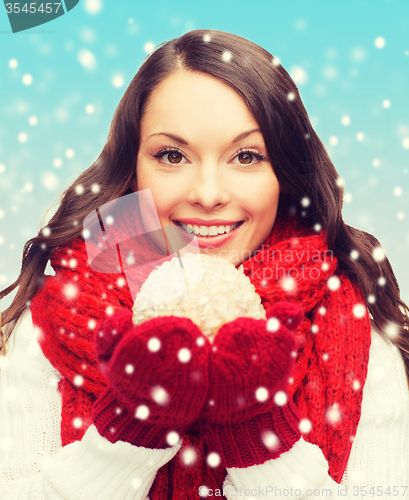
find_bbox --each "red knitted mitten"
[199,302,303,468]
[92,309,211,449]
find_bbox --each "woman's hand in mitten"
[199,302,303,468]
[92,309,211,449]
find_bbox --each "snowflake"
[274,391,287,406]
[267,317,280,332]
[281,277,296,293]
[299,418,312,433]
[262,431,279,450]
[178,348,191,363]
[327,276,340,291]
[73,417,83,429]
[130,477,142,489]
[151,386,169,405]
[222,50,232,62]
[384,321,399,340]
[326,403,342,425]
[181,447,198,466]
[353,304,366,318]
[63,283,78,299]
[125,364,134,374]
[166,431,180,446]
[135,405,149,420]
[378,276,386,286]
[372,247,385,262]
[147,337,161,352]
[196,336,205,347]
[255,387,269,402]
[352,379,361,391]
[206,452,221,468]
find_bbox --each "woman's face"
[132,70,280,266]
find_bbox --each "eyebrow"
[147,128,262,144]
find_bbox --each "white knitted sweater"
[0,309,408,499]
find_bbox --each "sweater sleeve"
[220,327,409,500]
[0,309,180,499]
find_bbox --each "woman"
[1,29,408,499]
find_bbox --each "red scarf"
[30,213,371,498]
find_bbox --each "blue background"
[0,0,408,309]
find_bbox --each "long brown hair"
[1,29,408,377]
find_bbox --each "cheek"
[244,177,280,219]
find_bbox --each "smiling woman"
[132,70,280,266]
[0,29,409,500]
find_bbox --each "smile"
[175,221,244,237]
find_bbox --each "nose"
[186,162,231,210]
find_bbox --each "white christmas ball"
[132,253,265,342]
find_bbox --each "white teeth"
[177,221,241,237]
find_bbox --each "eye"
[151,146,187,165]
[233,148,269,165]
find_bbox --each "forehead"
[140,71,263,144]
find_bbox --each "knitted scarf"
[30,212,371,498]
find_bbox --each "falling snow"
[181,446,198,466]
[353,303,366,318]
[84,0,102,15]
[374,36,386,49]
[151,386,169,405]
[281,277,296,293]
[341,115,351,126]
[166,431,180,446]
[22,74,33,86]
[299,418,312,433]
[274,391,287,406]
[326,403,342,425]
[327,276,341,291]
[266,317,280,332]
[178,348,191,363]
[255,387,269,402]
[378,276,386,286]
[206,452,221,468]
[73,417,83,429]
[63,283,78,299]
[135,405,149,420]
[262,431,279,450]
[372,247,385,262]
